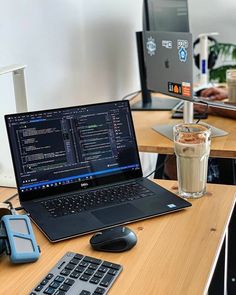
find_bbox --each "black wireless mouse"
[90,226,137,252]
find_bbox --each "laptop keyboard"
[29,251,122,295]
[41,182,154,218]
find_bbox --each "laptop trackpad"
[92,203,143,224]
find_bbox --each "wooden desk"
[0,180,235,295]
[132,110,236,158]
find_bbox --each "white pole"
[0,64,28,113]
[200,35,209,85]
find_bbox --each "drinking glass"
[173,123,211,198]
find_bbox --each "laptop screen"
[5,101,142,200]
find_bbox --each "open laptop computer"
[5,101,191,242]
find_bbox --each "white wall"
[0,0,143,186]
[0,0,235,186]
[189,0,236,43]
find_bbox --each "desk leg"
[208,237,226,294]
[224,228,229,295]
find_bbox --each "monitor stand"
[131,96,180,111]
[152,101,228,140]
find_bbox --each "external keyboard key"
[49,281,60,289]
[43,287,55,294]
[93,288,106,295]
[65,263,75,270]
[80,274,90,281]
[100,274,114,287]
[40,279,48,285]
[74,253,83,260]
[102,262,121,270]
[84,269,94,276]
[98,266,107,273]
[64,278,75,286]
[89,263,99,270]
[79,261,89,267]
[83,256,102,265]
[94,271,104,279]
[60,269,70,276]
[70,258,80,265]
[46,273,54,280]
[90,277,100,284]
[75,266,85,273]
[70,270,80,279]
[108,269,118,276]
[35,284,44,291]
[59,284,70,292]
[54,276,65,283]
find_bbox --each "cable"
[195,101,209,124]
[144,154,175,179]
[3,193,18,203]
[121,90,141,101]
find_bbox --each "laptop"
[143,31,228,138]
[143,31,193,101]
[5,101,191,242]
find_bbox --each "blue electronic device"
[1,214,40,263]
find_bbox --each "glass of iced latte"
[173,123,211,198]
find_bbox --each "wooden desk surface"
[0,180,235,295]
[132,110,236,158]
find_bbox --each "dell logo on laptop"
[81,182,89,188]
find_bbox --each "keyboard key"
[65,263,75,270]
[98,266,108,273]
[64,278,75,286]
[89,263,99,270]
[40,279,48,285]
[80,274,90,281]
[54,291,66,295]
[60,269,70,276]
[102,262,121,270]
[59,284,70,292]
[35,285,44,291]
[94,271,104,279]
[83,256,102,265]
[94,287,106,294]
[100,274,114,287]
[49,281,60,289]
[79,291,91,295]
[70,270,80,279]
[90,277,100,284]
[43,287,55,294]
[74,254,83,260]
[70,258,80,265]
[108,269,118,276]
[79,261,89,267]
[46,273,54,280]
[75,266,86,273]
[84,269,94,276]
[54,276,65,283]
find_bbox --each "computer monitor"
[142,31,230,139]
[131,0,190,111]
